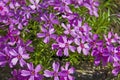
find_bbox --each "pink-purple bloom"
[21,63,43,80]
[9,46,30,67]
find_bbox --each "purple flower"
[83,0,99,17]
[21,63,43,80]
[91,47,108,66]
[61,23,76,37]
[112,62,120,76]
[74,20,92,37]
[48,0,72,13]
[41,13,59,27]
[0,1,8,15]
[104,32,116,45]
[0,47,12,67]
[60,62,75,80]
[9,46,30,67]
[37,26,57,43]
[52,36,75,56]
[9,69,27,80]
[29,0,40,10]
[44,62,60,80]
[104,45,116,63]
[75,38,90,55]
[89,34,103,48]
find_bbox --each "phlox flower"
[44,62,60,80]
[21,63,43,80]
[37,26,57,43]
[41,13,59,27]
[75,38,90,55]
[52,36,75,56]
[9,46,30,67]
[59,62,75,80]
[112,62,120,76]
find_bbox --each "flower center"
[80,43,84,48]
[6,54,9,60]
[17,55,22,59]
[108,38,111,42]
[65,43,69,47]
[79,27,84,32]
[31,70,35,75]
[46,33,50,36]
[54,72,58,77]
[0,6,3,11]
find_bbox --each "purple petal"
[22,54,30,59]
[54,76,59,80]
[9,49,17,56]
[112,68,119,76]
[37,33,45,38]
[77,46,81,53]
[11,57,18,65]
[29,76,34,80]
[18,46,24,55]
[27,63,34,70]
[21,70,30,76]
[64,48,69,56]
[68,67,75,74]
[35,64,42,73]
[43,36,50,43]
[44,70,53,77]
[69,46,75,52]
[56,49,63,56]
[53,62,60,72]
[83,49,89,55]
[20,59,26,67]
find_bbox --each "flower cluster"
[1,0,119,80]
